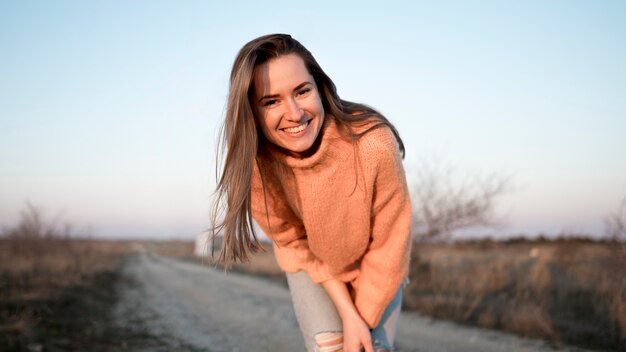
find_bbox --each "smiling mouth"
[281,120,310,134]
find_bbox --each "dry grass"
[404,239,626,351]
[0,234,214,351]
[0,237,133,347]
[0,204,137,350]
[0,238,133,300]
[141,239,196,258]
[204,242,286,285]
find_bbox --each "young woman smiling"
[211,34,412,352]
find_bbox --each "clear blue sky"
[1,1,625,239]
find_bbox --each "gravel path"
[115,249,590,352]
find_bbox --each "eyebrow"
[257,81,313,103]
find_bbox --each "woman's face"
[252,54,325,157]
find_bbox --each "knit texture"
[251,118,412,328]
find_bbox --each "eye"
[297,87,311,96]
[262,99,277,107]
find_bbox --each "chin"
[286,144,313,154]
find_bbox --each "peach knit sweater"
[251,118,412,328]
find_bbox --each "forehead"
[252,54,314,96]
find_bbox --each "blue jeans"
[286,271,404,352]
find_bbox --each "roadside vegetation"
[406,160,626,350]
[0,203,206,351]
[405,237,626,351]
[0,203,135,351]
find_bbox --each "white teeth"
[283,121,308,134]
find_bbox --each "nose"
[285,97,304,121]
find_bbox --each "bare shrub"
[0,204,135,350]
[605,196,626,240]
[0,202,131,306]
[602,195,626,340]
[2,202,72,240]
[410,158,512,241]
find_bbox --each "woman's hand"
[342,311,374,352]
[320,279,374,352]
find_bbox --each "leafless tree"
[605,196,626,240]
[410,158,512,241]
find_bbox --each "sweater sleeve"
[251,162,334,283]
[353,130,413,328]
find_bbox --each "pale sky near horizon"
[1,1,625,240]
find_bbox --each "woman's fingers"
[360,336,374,352]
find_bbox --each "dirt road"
[115,249,589,352]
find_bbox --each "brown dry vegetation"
[0,230,208,352]
[0,204,159,351]
[404,239,626,351]
[0,238,133,301]
[142,239,196,258]
[0,234,135,351]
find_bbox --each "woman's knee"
[314,331,343,352]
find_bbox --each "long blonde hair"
[210,34,405,266]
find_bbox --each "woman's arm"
[352,127,413,328]
[321,279,374,352]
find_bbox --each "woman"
[211,33,412,352]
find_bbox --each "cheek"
[313,94,325,115]
[315,102,325,119]
[262,110,280,128]
[257,112,279,138]
[302,95,324,116]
